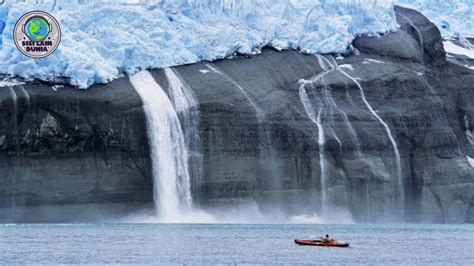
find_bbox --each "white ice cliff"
[0,0,397,88]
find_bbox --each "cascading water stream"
[18,86,30,106]
[325,56,404,211]
[164,68,198,116]
[205,62,284,193]
[315,56,361,153]
[299,55,362,217]
[130,71,209,222]
[326,92,361,153]
[130,70,214,223]
[299,78,329,215]
[8,86,18,215]
[164,68,203,192]
[366,180,371,221]
[205,63,263,121]
[8,87,17,122]
[299,54,404,220]
[316,108,328,214]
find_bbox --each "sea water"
[1,224,473,264]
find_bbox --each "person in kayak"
[321,234,334,243]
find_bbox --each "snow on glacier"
[395,0,474,37]
[0,0,398,88]
[444,41,474,59]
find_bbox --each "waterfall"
[326,94,361,153]
[314,55,361,152]
[319,56,403,202]
[18,86,30,106]
[316,109,328,213]
[164,68,198,115]
[205,62,283,194]
[366,181,371,222]
[299,84,328,214]
[7,86,18,216]
[130,71,193,221]
[130,70,214,223]
[298,59,335,216]
[333,60,404,211]
[299,54,403,221]
[299,55,360,215]
[205,63,263,121]
[164,68,203,191]
[8,87,18,122]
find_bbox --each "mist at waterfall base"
[122,199,354,224]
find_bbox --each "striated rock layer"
[0,7,472,223]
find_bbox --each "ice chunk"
[340,64,354,71]
[363,58,385,64]
[443,41,474,59]
[0,78,24,87]
[467,156,474,168]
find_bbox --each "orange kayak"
[294,239,350,247]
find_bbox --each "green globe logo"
[25,17,50,41]
[14,11,61,58]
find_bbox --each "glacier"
[395,0,474,37]
[0,0,397,88]
[0,0,472,89]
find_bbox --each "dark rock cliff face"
[0,6,473,223]
[0,79,152,222]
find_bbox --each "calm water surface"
[1,224,473,264]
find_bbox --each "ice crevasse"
[0,0,472,89]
